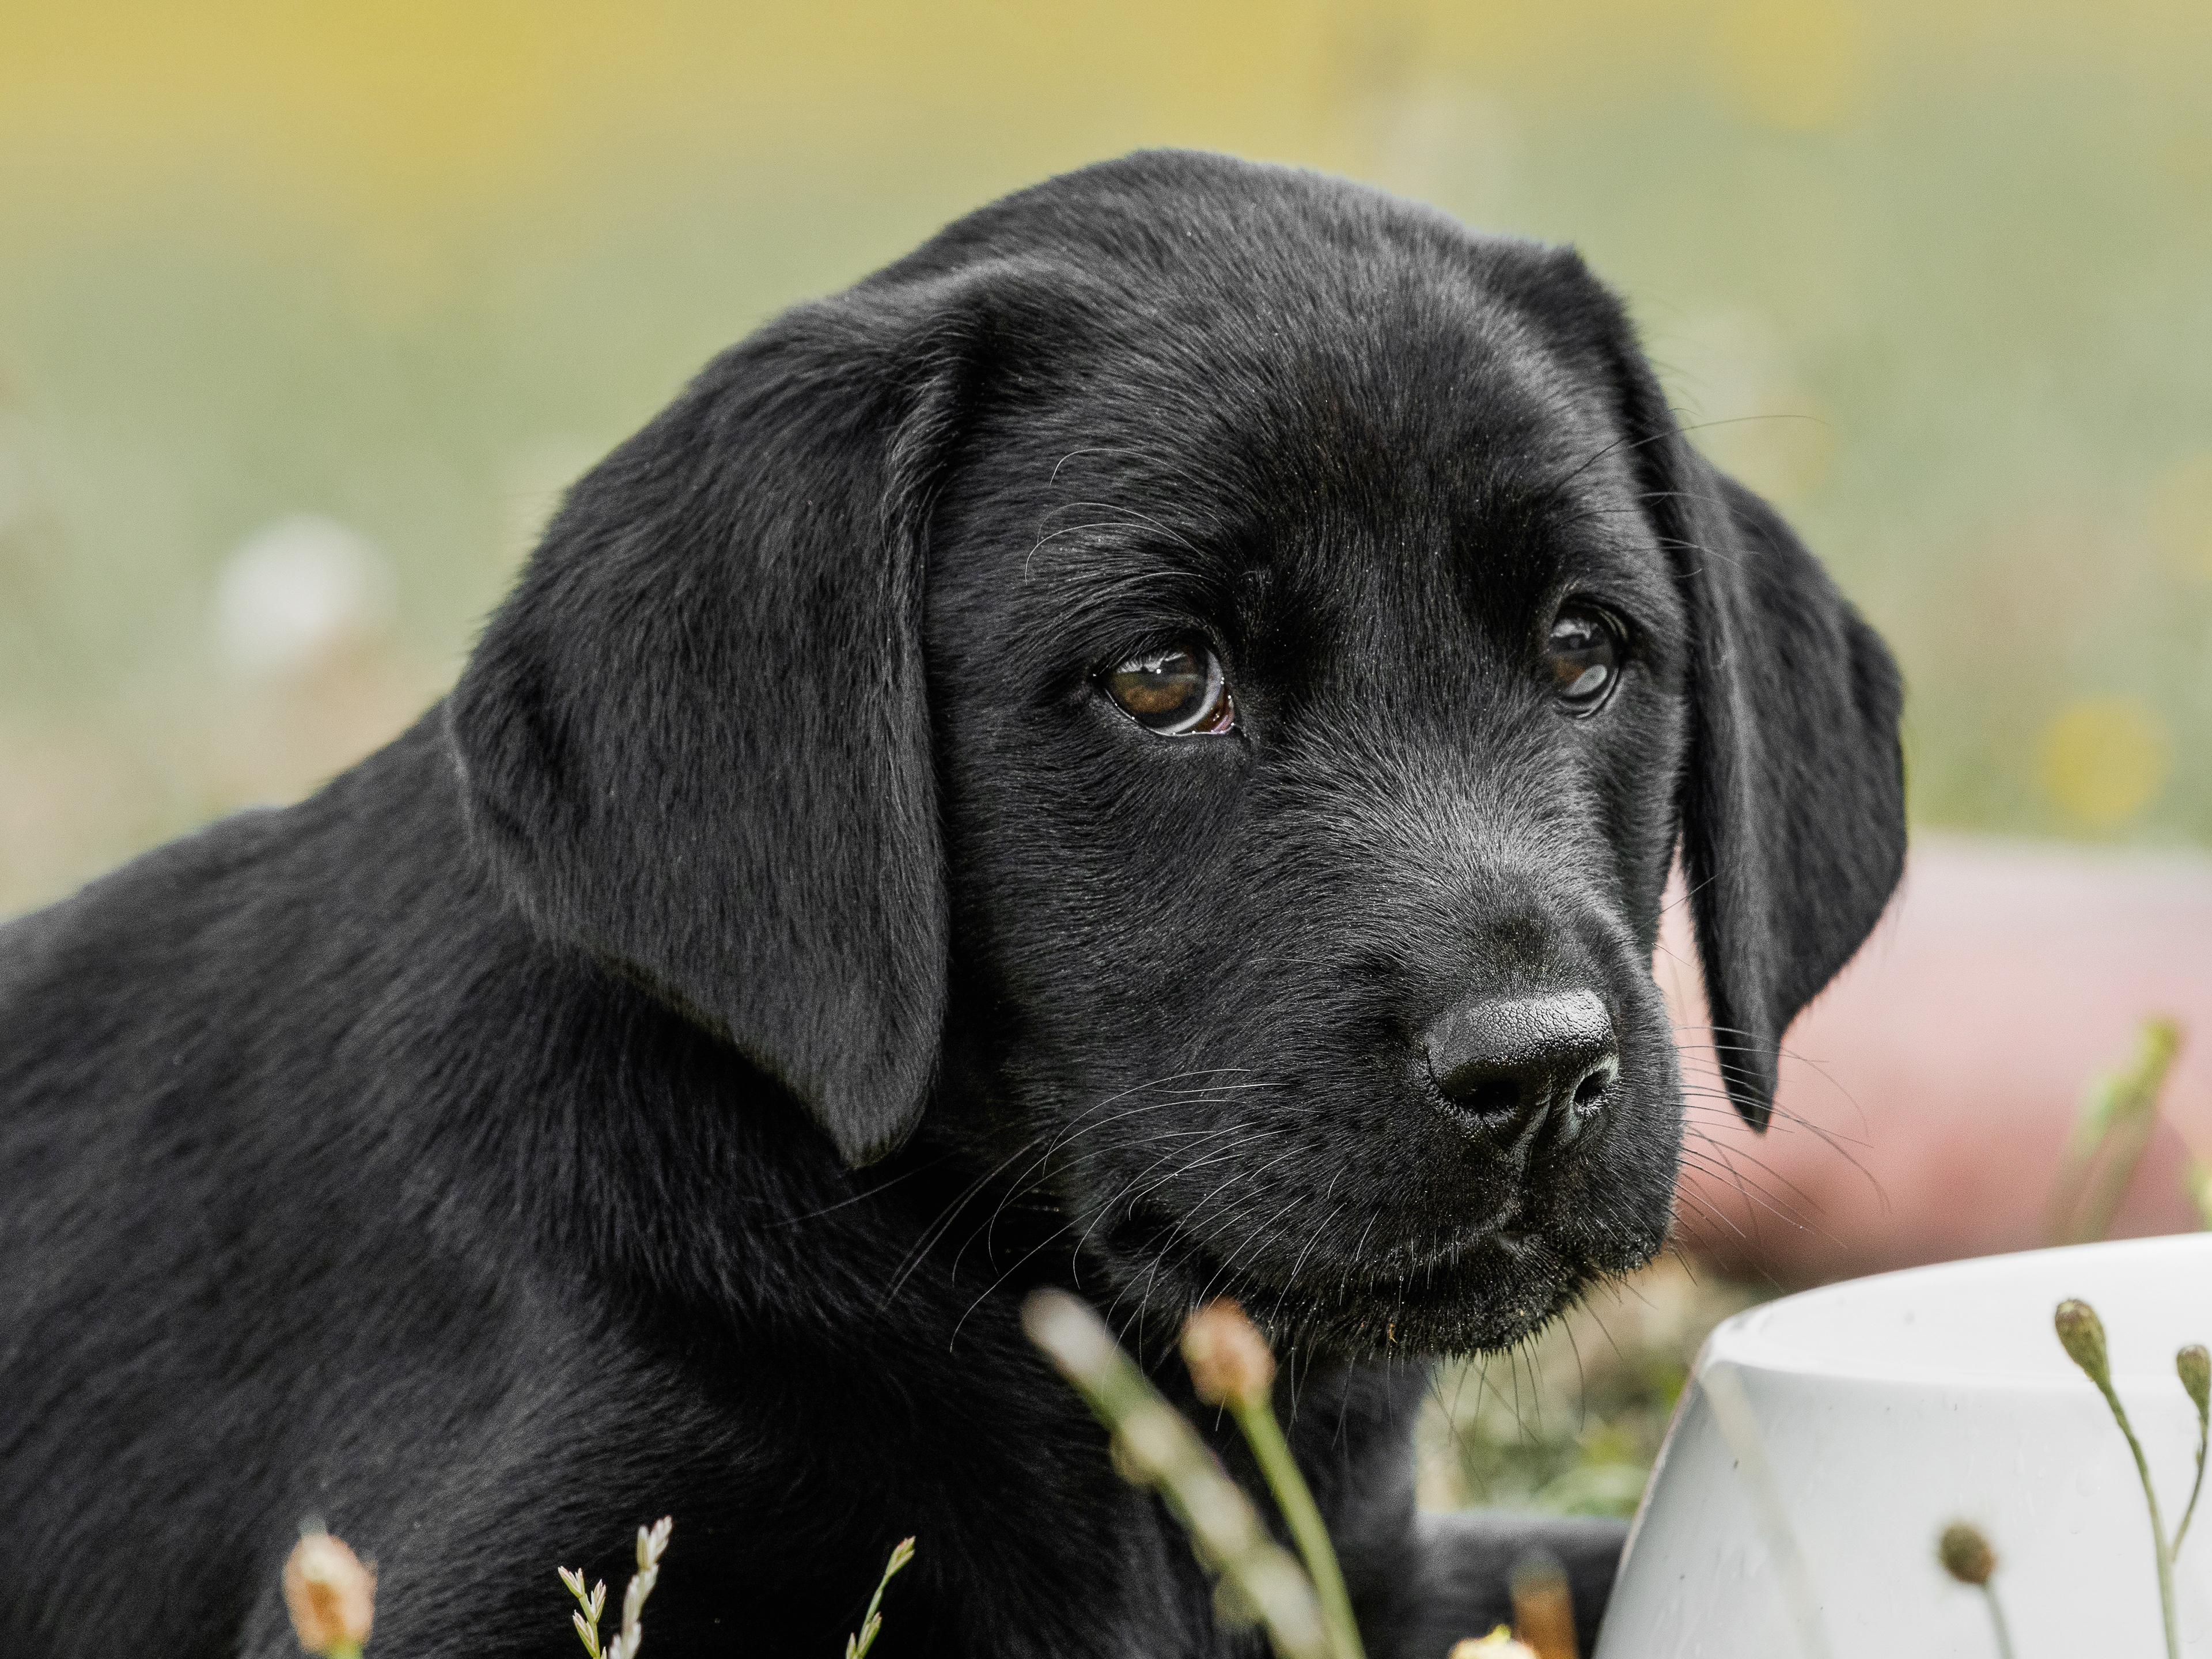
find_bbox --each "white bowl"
[1594,1234,2212,1657]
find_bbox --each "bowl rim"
[1700,1232,2212,1391]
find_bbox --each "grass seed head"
[2054,1298,2111,1387]
[282,1530,376,1654]
[1937,1521,1997,1586]
[1181,1299,1275,1408]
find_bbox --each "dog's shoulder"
[1,803,285,1008]
[1,714,461,1100]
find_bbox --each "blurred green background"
[3,0,2210,919]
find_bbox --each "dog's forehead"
[965,257,1667,656]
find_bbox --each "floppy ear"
[1663,459,1907,1128]
[445,270,1006,1166]
[1556,270,1906,1129]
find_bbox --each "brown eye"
[1547,605,1621,715]
[1104,643,1236,735]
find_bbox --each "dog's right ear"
[445,265,1040,1168]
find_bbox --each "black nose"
[1421,990,1618,1139]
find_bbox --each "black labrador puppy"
[0,151,1903,1657]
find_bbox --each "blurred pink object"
[1664,835,2212,1285]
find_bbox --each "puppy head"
[448,153,1904,1354]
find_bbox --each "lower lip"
[1101,1199,1537,1291]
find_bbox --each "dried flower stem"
[2185,1157,2212,1231]
[1976,1582,2018,1659]
[2175,1345,2210,1552]
[1180,1303,1366,1657]
[2179,1446,2210,1557]
[1937,1523,2015,1659]
[2047,1018,2181,1245]
[1226,1384,1362,1657]
[1023,1287,1338,1659]
[1507,1556,1577,1659]
[845,1536,916,1659]
[1183,1304,1362,1659]
[2056,1300,2179,1659]
[1698,1363,1834,1659]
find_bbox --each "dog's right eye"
[1103,644,1237,736]
[1547,605,1622,716]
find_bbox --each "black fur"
[0,152,1903,1656]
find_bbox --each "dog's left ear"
[1547,258,1907,1129]
[445,265,1033,1166]
[1662,461,1907,1128]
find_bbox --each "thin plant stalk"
[2108,1396,2177,1659]
[2175,1345,2210,1552]
[1023,1287,1340,1659]
[2056,1301,2179,1659]
[1507,1558,1577,1659]
[2046,1018,2181,1245]
[1179,1300,1364,1659]
[846,1536,916,1659]
[1702,1363,1833,1659]
[1224,1382,1362,1659]
[2178,1467,2209,1555]
[1937,1524,2013,1659]
[1977,1584,2018,1659]
[2186,1157,2212,1231]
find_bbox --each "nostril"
[1455,1077,1522,1122]
[1419,990,1616,1137]
[1571,1054,1619,1113]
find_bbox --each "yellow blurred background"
[5,0,2211,914]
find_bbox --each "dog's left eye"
[1547,605,1621,714]
[1103,643,1237,736]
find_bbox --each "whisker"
[879,1065,1264,1304]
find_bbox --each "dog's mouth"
[1086,1194,1591,1356]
